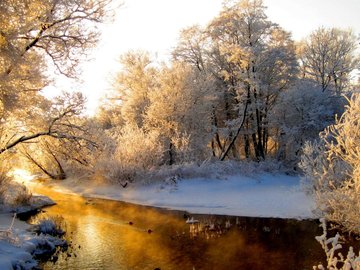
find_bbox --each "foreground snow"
[0,194,62,269]
[0,217,65,270]
[36,173,316,219]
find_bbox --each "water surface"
[29,185,326,270]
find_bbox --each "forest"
[0,0,360,269]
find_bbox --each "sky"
[46,0,360,115]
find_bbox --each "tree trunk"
[22,151,61,180]
[211,139,216,157]
[211,108,224,157]
[45,143,66,180]
[220,89,250,161]
[168,142,174,165]
[244,134,250,159]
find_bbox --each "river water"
[28,185,325,270]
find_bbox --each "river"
[27,185,325,270]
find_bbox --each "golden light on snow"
[10,169,34,183]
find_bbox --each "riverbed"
[25,185,328,270]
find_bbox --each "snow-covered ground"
[0,215,66,270]
[34,173,316,219]
[0,192,64,270]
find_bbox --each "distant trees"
[1,0,358,182]
[279,27,359,166]
[274,79,345,164]
[298,27,359,94]
[104,52,216,168]
[111,51,158,128]
[99,0,359,176]
[206,0,276,160]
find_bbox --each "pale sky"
[47,0,360,115]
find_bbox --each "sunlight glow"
[9,169,35,183]
[44,0,360,116]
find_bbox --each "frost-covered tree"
[300,94,360,234]
[145,62,216,164]
[206,0,274,160]
[0,0,113,157]
[173,25,208,72]
[0,0,113,78]
[112,51,159,128]
[104,54,216,172]
[173,25,227,158]
[274,78,345,165]
[15,92,99,179]
[0,0,112,125]
[0,0,113,183]
[175,0,297,161]
[299,27,359,94]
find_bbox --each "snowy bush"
[141,158,287,184]
[0,168,32,206]
[96,158,137,185]
[95,125,164,185]
[34,216,65,237]
[300,94,360,234]
[114,125,164,170]
[314,218,360,270]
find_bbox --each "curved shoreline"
[29,172,316,220]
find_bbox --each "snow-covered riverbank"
[31,173,316,219]
[0,195,65,270]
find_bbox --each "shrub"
[35,216,65,237]
[95,159,137,185]
[114,125,164,169]
[300,94,360,234]
[95,125,164,185]
[12,184,32,206]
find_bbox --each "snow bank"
[0,214,66,270]
[34,173,316,219]
[0,213,36,269]
[0,240,36,270]
[0,194,62,270]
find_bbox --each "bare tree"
[299,27,359,94]
[0,0,115,77]
[0,92,96,155]
[0,0,114,164]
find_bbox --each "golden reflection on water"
[29,185,324,270]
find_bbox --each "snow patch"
[33,173,316,219]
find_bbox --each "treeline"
[0,0,359,184]
[96,0,359,177]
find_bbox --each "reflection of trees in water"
[187,216,233,239]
